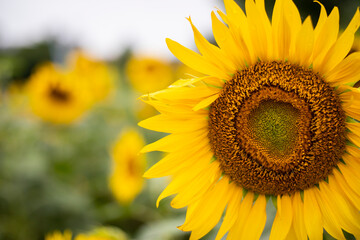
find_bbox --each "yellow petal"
[313,7,339,73]
[140,130,207,153]
[292,192,307,240]
[320,8,360,74]
[140,96,208,118]
[346,122,360,135]
[155,160,220,207]
[223,0,255,64]
[211,11,246,68]
[340,154,360,191]
[193,94,219,111]
[180,178,234,240]
[344,108,360,121]
[289,16,314,67]
[283,0,302,34]
[226,192,254,240]
[223,0,247,29]
[347,132,360,147]
[326,52,360,85]
[215,185,243,240]
[170,161,221,209]
[166,38,229,80]
[138,114,207,133]
[284,226,298,240]
[187,17,237,74]
[269,194,293,240]
[245,0,272,60]
[338,163,360,197]
[314,183,345,240]
[332,170,360,212]
[318,181,360,238]
[239,194,267,240]
[346,145,360,158]
[143,141,211,178]
[272,0,301,60]
[149,84,220,101]
[303,187,323,240]
[313,0,327,38]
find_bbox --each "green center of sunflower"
[249,100,299,157]
[208,61,346,195]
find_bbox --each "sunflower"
[139,0,360,239]
[75,227,127,240]
[109,128,146,204]
[126,56,174,93]
[46,230,72,240]
[46,228,127,240]
[27,63,93,124]
[67,50,115,102]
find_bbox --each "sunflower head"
[109,128,146,204]
[46,228,127,240]
[126,56,174,93]
[45,230,72,240]
[139,0,360,239]
[27,63,93,124]
[67,50,115,102]
[75,227,127,240]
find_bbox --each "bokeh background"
[0,0,359,240]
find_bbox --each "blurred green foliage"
[0,46,192,240]
[0,41,53,89]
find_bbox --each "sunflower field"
[0,0,360,240]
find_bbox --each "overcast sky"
[0,0,222,60]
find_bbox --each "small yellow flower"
[27,63,93,124]
[67,50,115,103]
[109,128,146,204]
[126,56,174,93]
[46,228,127,240]
[45,230,72,240]
[75,227,127,240]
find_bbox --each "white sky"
[0,0,223,60]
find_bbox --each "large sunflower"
[139,0,360,239]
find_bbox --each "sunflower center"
[249,100,298,158]
[49,87,70,103]
[208,61,346,195]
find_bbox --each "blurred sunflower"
[46,227,127,240]
[126,56,173,93]
[109,128,146,204]
[139,0,360,239]
[46,230,72,240]
[67,50,115,102]
[27,63,93,124]
[75,227,127,240]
